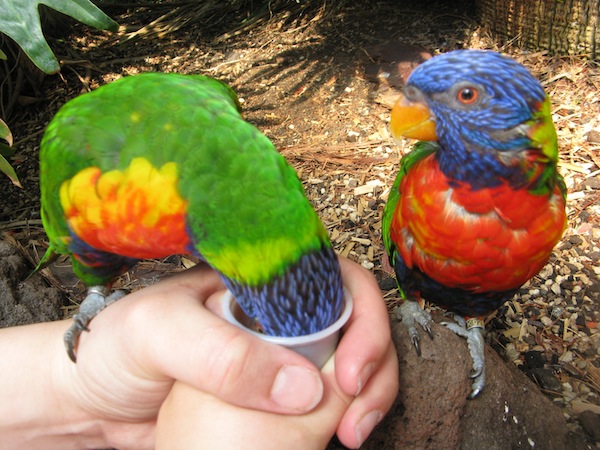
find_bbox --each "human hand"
[156,257,399,449]
[63,263,336,449]
[0,263,334,450]
[156,356,351,450]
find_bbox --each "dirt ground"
[1,0,599,445]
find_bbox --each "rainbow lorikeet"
[382,50,567,397]
[39,73,344,362]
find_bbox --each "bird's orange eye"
[457,87,479,104]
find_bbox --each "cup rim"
[221,289,353,345]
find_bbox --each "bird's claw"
[395,301,433,356]
[411,334,422,357]
[442,316,486,398]
[64,287,126,363]
[64,318,89,362]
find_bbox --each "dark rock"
[378,276,398,291]
[365,322,470,449]
[576,314,587,328]
[341,219,357,230]
[586,129,600,143]
[367,199,380,210]
[0,240,64,327]
[579,410,600,441]
[588,281,600,293]
[569,235,584,246]
[524,350,545,369]
[582,177,600,190]
[560,241,574,251]
[527,367,563,391]
[328,320,582,450]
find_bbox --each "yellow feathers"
[59,157,190,258]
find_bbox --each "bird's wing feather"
[382,141,438,264]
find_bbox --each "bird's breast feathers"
[59,157,191,258]
[390,153,566,292]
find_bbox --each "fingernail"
[355,410,383,447]
[271,365,323,412]
[356,362,375,396]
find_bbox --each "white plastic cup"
[221,290,353,368]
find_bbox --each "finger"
[335,341,399,449]
[157,356,351,450]
[335,257,394,397]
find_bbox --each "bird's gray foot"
[64,286,126,362]
[441,316,485,398]
[394,300,433,356]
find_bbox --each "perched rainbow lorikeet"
[39,73,344,362]
[382,50,567,397]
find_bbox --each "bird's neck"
[435,125,559,193]
[221,244,344,337]
[435,133,531,190]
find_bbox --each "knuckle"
[203,330,257,398]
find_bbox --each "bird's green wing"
[382,141,438,264]
[177,109,330,287]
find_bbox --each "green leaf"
[0,48,6,60]
[0,0,118,74]
[0,119,21,187]
[0,152,22,187]
[0,118,13,147]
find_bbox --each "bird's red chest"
[389,154,566,292]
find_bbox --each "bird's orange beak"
[390,93,438,141]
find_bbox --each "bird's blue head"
[390,49,556,188]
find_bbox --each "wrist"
[0,320,109,449]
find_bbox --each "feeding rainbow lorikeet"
[39,73,344,362]
[382,50,567,397]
